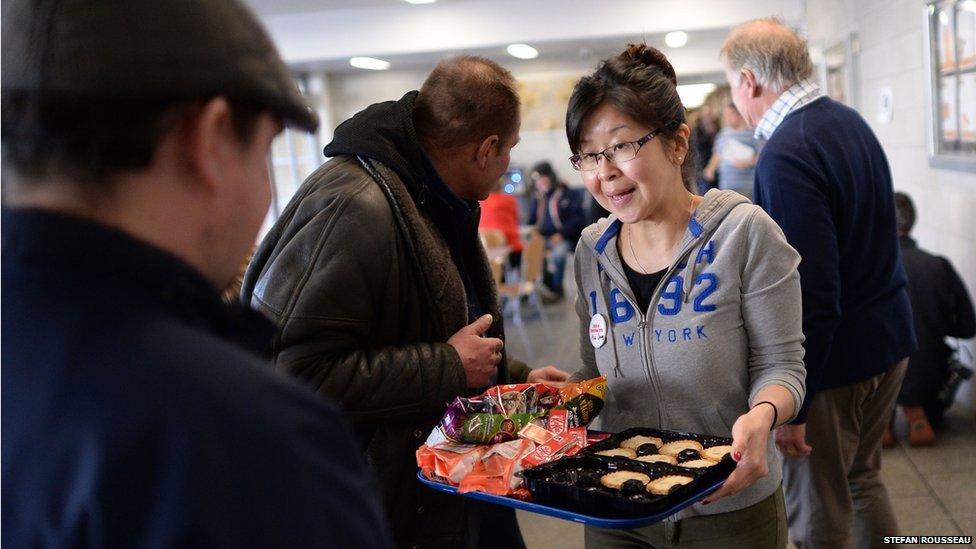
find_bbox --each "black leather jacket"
[241,92,528,548]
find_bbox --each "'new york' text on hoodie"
[572,189,806,518]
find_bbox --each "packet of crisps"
[554,376,607,428]
[416,443,486,484]
[456,412,542,444]
[438,383,561,443]
[458,438,536,495]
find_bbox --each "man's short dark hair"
[413,55,520,148]
[894,191,916,236]
[1,92,265,190]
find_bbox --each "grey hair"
[721,17,814,92]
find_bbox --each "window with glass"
[268,76,323,218]
[927,0,976,167]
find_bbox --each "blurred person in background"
[480,178,524,269]
[242,55,568,548]
[723,18,915,548]
[885,192,976,446]
[528,160,587,300]
[1,0,390,547]
[702,103,761,200]
[584,191,613,226]
[566,43,805,548]
[691,103,719,194]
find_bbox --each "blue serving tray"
[416,471,726,529]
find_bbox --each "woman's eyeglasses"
[569,128,663,172]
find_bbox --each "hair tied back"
[621,43,677,86]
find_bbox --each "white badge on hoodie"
[589,313,607,348]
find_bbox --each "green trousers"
[584,486,787,548]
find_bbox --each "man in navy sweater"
[722,19,916,548]
[1,1,391,547]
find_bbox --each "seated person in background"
[1,1,390,547]
[566,43,805,547]
[885,192,976,446]
[480,179,525,269]
[702,103,761,200]
[528,161,587,299]
[242,55,568,548]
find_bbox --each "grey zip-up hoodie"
[572,189,806,518]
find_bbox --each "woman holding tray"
[566,43,805,547]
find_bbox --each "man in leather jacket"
[242,56,568,548]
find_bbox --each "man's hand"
[526,365,570,388]
[774,423,812,458]
[549,233,563,245]
[701,406,773,504]
[447,314,503,388]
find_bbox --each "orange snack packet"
[458,438,536,495]
[416,443,486,484]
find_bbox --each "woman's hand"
[700,404,775,504]
[526,365,570,388]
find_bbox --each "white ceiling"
[247,0,415,17]
[245,0,803,79]
[288,29,731,81]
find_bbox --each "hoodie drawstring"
[682,239,707,304]
[594,267,624,378]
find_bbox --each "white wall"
[325,69,428,123]
[804,0,976,404]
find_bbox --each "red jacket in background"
[479,192,523,253]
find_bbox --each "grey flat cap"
[1,0,318,132]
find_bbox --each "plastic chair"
[496,229,549,359]
[479,228,507,248]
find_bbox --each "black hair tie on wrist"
[753,401,778,431]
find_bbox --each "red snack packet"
[520,431,577,468]
[547,408,569,435]
[517,422,553,445]
[586,431,612,445]
[563,428,588,457]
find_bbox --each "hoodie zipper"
[600,234,706,427]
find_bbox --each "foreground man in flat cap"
[1,1,391,547]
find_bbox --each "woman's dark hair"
[2,91,265,191]
[566,43,696,193]
[894,191,916,236]
[531,161,562,183]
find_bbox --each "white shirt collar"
[754,79,825,141]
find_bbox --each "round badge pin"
[589,313,607,348]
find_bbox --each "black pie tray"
[417,428,736,527]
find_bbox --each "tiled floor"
[503,260,975,548]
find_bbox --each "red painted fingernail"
[733,451,742,461]
[701,500,710,505]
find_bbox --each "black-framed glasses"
[569,128,662,172]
